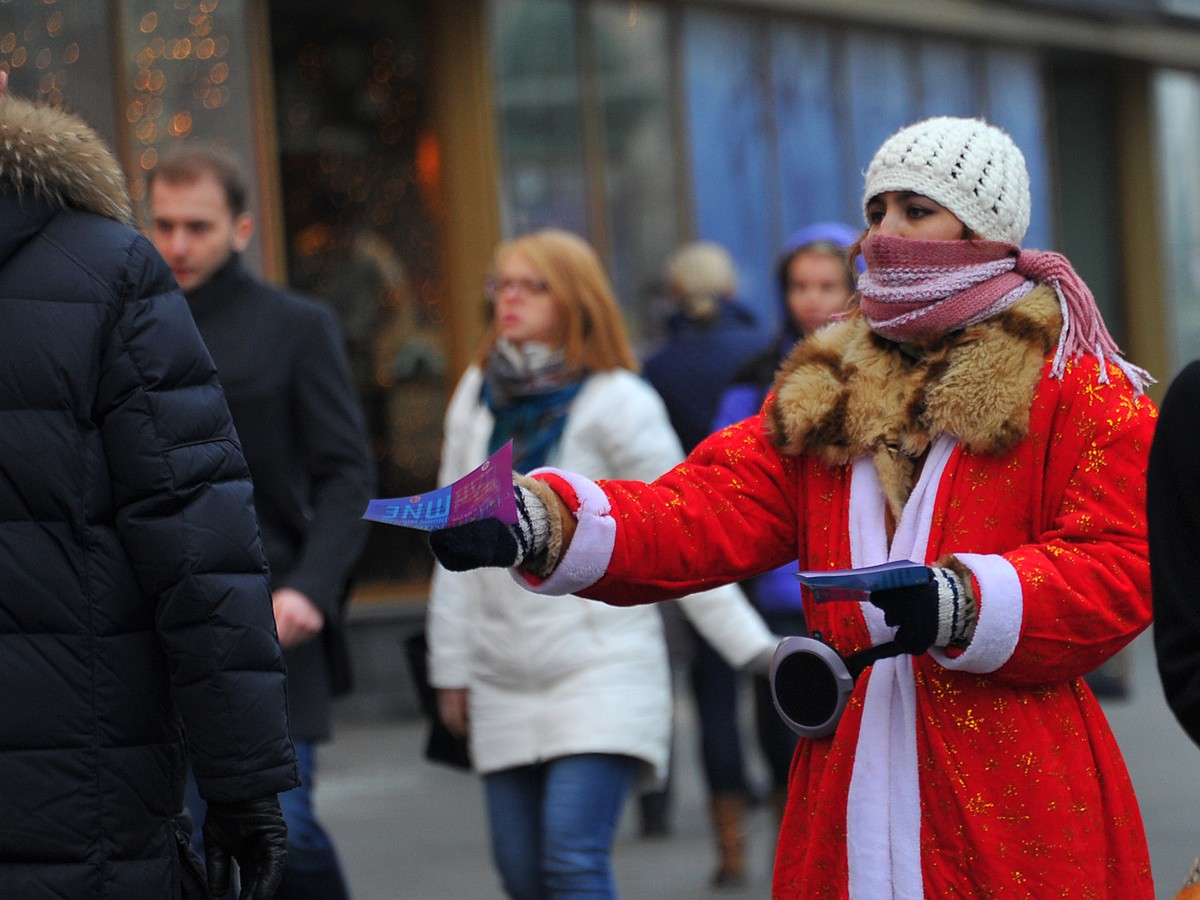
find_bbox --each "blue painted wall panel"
[681,10,776,336]
[918,40,979,118]
[844,31,916,217]
[771,23,850,242]
[985,48,1054,249]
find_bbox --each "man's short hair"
[149,143,250,217]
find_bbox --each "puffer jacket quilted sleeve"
[96,229,298,801]
[0,198,297,898]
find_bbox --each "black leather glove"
[867,566,970,655]
[203,795,288,900]
[429,483,551,572]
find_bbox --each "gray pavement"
[320,629,1200,899]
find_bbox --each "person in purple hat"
[717,222,862,422]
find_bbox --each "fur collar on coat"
[766,287,1062,518]
[0,93,134,226]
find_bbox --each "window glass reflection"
[1155,70,1200,374]
[490,0,588,237]
[591,1,678,343]
[270,0,446,586]
[0,2,119,150]
[118,0,258,221]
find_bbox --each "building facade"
[4,0,1200,593]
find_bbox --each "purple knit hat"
[780,222,865,274]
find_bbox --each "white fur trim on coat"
[929,552,1023,674]
[511,467,615,596]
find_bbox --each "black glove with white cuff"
[867,566,975,655]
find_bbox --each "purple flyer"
[362,442,517,531]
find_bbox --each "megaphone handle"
[844,640,906,679]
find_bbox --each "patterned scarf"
[483,340,584,472]
[857,234,1152,393]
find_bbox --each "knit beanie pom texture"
[862,116,1031,245]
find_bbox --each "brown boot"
[709,793,747,888]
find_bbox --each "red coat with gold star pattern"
[524,290,1156,898]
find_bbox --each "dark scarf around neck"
[483,340,584,472]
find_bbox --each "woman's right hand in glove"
[429,482,551,572]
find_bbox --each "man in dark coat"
[1149,360,1200,747]
[149,145,375,900]
[0,72,297,898]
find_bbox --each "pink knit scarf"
[858,235,1152,393]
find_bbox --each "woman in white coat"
[427,229,776,900]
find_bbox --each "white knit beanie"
[862,116,1031,245]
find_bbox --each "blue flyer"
[796,560,930,603]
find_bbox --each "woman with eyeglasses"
[425,228,777,900]
[430,120,1159,897]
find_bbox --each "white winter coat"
[427,366,775,780]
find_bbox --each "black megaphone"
[769,635,905,739]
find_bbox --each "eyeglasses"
[485,277,550,300]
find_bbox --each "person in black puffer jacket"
[0,74,297,899]
[1150,360,1200,747]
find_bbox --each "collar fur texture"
[0,94,134,226]
[766,287,1061,517]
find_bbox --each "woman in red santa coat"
[431,115,1158,898]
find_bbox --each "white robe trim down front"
[512,466,615,596]
[844,434,1026,898]
[846,434,954,900]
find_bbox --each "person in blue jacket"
[709,222,860,831]
[642,241,767,452]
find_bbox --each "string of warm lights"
[0,0,79,108]
[0,0,235,204]
[126,0,231,197]
[1,0,449,520]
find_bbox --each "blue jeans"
[689,628,751,796]
[483,753,639,900]
[186,739,351,900]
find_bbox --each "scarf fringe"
[1022,250,1155,395]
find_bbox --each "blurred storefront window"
[269,0,446,587]
[490,0,588,237]
[0,1,120,149]
[488,1,1052,349]
[590,1,678,343]
[118,1,257,190]
[683,20,1052,337]
[1154,69,1200,374]
[2,0,446,590]
[1163,0,1200,17]
[489,0,679,344]
[5,0,1199,591]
